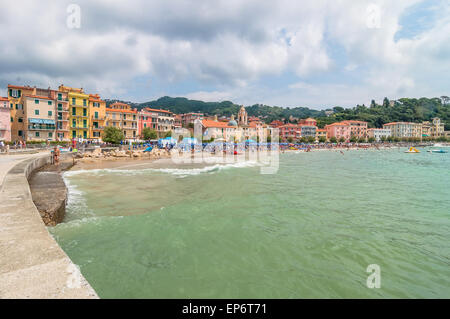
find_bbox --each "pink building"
[0,97,12,142]
[325,120,368,141]
[138,108,158,138]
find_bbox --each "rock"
[92,148,102,156]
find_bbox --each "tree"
[350,135,358,143]
[142,127,157,140]
[380,136,387,142]
[287,137,294,143]
[383,97,390,108]
[102,126,124,144]
[338,137,346,143]
[330,137,338,143]
[318,136,326,143]
[163,131,172,138]
[358,137,367,143]
[370,100,377,108]
[368,137,376,143]
[307,136,315,144]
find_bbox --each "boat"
[427,149,448,153]
[404,147,420,153]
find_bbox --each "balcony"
[92,116,106,121]
[72,114,88,118]
[92,126,105,130]
[28,125,56,131]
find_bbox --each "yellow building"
[89,94,106,142]
[59,85,90,140]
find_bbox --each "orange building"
[106,102,138,141]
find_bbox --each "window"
[83,131,87,139]
[48,132,53,138]
[10,117,13,122]
[72,119,76,127]
[83,99,87,106]
[35,109,39,115]
[10,103,13,109]
[18,118,23,123]
[95,111,98,119]
[18,130,23,137]
[72,98,76,105]
[72,131,76,138]
[83,120,87,128]
[48,111,52,116]
[144,123,147,128]
[48,101,52,106]
[83,109,87,116]
[9,89,21,98]
[58,103,62,111]
[58,93,62,101]
[35,132,40,137]
[35,99,39,104]
[15,104,18,110]
[72,108,76,115]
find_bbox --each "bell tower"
[238,105,248,126]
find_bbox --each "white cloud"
[0,0,448,107]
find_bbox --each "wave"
[64,161,262,177]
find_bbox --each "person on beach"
[53,146,60,164]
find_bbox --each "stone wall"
[0,153,98,298]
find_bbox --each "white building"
[367,128,391,142]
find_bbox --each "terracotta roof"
[317,129,326,132]
[0,97,8,101]
[144,107,172,114]
[8,84,34,90]
[202,119,233,128]
[106,108,137,114]
[383,122,419,126]
[24,94,53,100]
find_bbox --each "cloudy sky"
[0,0,449,109]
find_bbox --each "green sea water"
[50,149,450,298]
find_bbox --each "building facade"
[422,118,445,138]
[59,85,90,140]
[367,128,391,142]
[24,95,56,141]
[325,120,368,142]
[106,102,138,141]
[0,97,11,142]
[181,113,203,128]
[383,122,422,138]
[89,94,106,142]
[8,85,35,141]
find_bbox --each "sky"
[0,0,449,109]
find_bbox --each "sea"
[49,148,450,298]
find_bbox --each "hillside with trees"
[107,96,450,130]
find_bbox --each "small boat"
[427,149,448,153]
[404,147,420,153]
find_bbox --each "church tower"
[238,105,248,126]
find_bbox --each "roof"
[144,107,172,114]
[106,108,137,114]
[0,97,9,101]
[383,122,420,126]
[24,94,53,100]
[317,129,326,132]
[202,119,233,128]
[8,84,34,90]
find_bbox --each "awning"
[29,118,55,125]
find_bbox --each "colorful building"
[422,118,445,138]
[59,85,90,140]
[383,122,422,138]
[106,102,138,141]
[0,97,11,142]
[8,85,35,142]
[89,94,106,142]
[53,89,70,141]
[316,129,327,141]
[298,118,317,126]
[325,120,368,142]
[23,94,56,141]
[181,113,203,128]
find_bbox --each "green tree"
[339,137,346,143]
[380,136,387,142]
[142,127,157,140]
[350,135,358,143]
[368,137,376,143]
[318,136,326,143]
[330,137,338,143]
[287,137,294,143]
[102,126,124,144]
[307,136,316,144]
[358,137,367,143]
[163,131,172,138]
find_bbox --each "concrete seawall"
[0,154,98,298]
